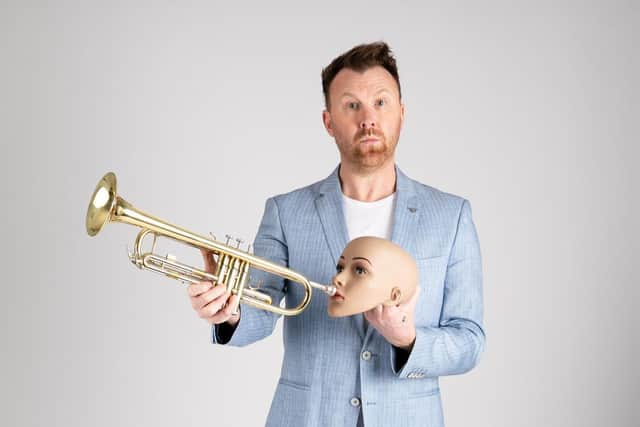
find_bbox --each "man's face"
[322,66,404,171]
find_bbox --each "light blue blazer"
[213,166,485,427]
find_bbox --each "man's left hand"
[364,287,421,351]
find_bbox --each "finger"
[375,304,383,316]
[410,286,422,303]
[199,290,232,318]
[209,294,241,324]
[383,303,409,326]
[366,304,383,324]
[227,293,241,314]
[381,303,395,318]
[192,285,228,311]
[398,286,421,310]
[187,281,213,298]
[200,249,217,273]
[381,304,400,323]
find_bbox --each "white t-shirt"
[342,192,396,241]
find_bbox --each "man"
[187,42,485,427]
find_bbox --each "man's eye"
[355,266,367,275]
[348,102,360,110]
[376,99,386,107]
[336,264,344,273]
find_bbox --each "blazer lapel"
[364,166,419,342]
[389,167,419,255]
[315,167,368,339]
[314,167,350,266]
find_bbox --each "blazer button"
[350,397,361,407]
[361,350,372,361]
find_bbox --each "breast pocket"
[415,255,448,325]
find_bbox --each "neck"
[338,159,397,202]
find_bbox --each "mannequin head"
[328,236,418,317]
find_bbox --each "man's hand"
[364,287,421,351]
[187,249,240,326]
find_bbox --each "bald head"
[328,236,418,317]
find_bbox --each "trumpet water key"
[86,172,336,316]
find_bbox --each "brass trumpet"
[86,172,335,316]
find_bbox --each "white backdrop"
[1,1,638,426]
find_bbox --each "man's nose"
[359,106,377,130]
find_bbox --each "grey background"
[1,1,638,426]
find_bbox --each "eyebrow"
[352,256,372,266]
[340,88,392,100]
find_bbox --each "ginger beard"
[349,127,398,169]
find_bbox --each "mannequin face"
[327,236,417,317]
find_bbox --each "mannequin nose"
[333,274,345,288]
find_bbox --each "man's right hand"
[187,249,241,327]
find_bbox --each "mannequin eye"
[336,264,344,273]
[354,266,367,275]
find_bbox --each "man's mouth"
[355,128,384,144]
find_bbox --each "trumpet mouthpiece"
[310,281,337,296]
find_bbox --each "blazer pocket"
[408,387,440,399]
[268,379,312,427]
[278,377,311,392]
[415,254,447,262]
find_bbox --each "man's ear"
[322,110,335,137]
[383,286,402,306]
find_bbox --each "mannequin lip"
[331,290,345,302]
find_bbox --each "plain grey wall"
[1,1,637,426]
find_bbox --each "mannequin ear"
[383,286,402,306]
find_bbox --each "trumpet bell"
[86,172,117,237]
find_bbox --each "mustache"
[354,128,384,141]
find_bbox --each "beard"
[342,127,397,169]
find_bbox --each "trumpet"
[86,172,336,316]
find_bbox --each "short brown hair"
[321,41,401,109]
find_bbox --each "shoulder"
[402,172,470,217]
[268,175,327,209]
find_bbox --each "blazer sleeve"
[211,197,287,346]
[391,199,485,378]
